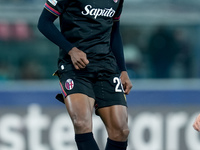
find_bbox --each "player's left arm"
[110,21,132,95]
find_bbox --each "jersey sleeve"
[44,0,70,17]
[113,0,124,21]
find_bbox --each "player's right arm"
[38,2,73,54]
[193,114,200,131]
[37,1,89,70]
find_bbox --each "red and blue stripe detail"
[44,3,61,16]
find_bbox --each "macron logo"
[81,5,115,19]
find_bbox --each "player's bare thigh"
[98,105,129,141]
[64,93,95,134]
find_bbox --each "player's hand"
[68,47,89,70]
[120,71,132,95]
[193,114,200,132]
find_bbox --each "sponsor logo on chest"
[81,5,116,19]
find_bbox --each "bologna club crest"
[113,0,118,3]
[65,79,74,90]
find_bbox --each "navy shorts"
[55,69,127,113]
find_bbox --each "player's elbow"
[37,17,43,33]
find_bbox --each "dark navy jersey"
[44,0,124,73]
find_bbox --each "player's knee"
[122,128,130,139]
[119,127,129,140]
[110,127,129,141]
[73,119,92,133]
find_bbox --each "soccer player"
[193,114,200,131]
[37,0,132,149]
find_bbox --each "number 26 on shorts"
[113,77,124,93]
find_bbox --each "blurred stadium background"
[0,0,200,150]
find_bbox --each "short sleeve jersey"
[44,0,124,73]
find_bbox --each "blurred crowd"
[123,25,194,79]
[0,20,57,80]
